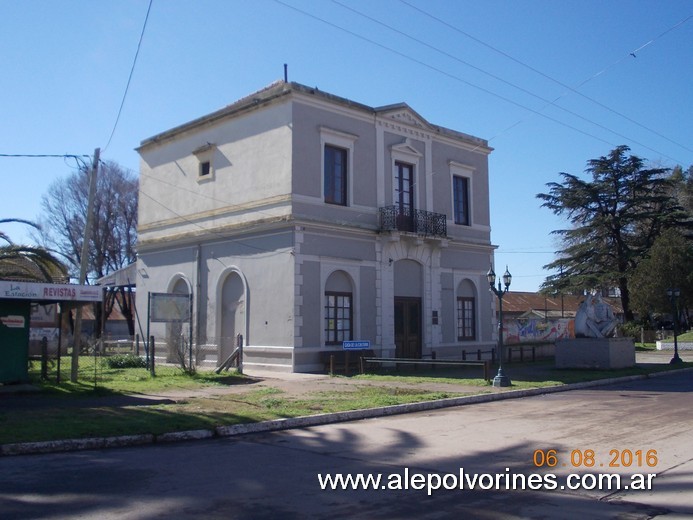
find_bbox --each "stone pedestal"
[555,337,635,369]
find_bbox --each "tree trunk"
[618,277,634,322]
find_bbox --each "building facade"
[136,81,497,372]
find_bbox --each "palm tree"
[0,219,68,282]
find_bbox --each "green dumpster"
[0,300,31,384]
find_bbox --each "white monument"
[557,292,635,369]
[574,293,618,338]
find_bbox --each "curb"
[2,367,691,457]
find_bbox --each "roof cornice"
[137,80,491,153]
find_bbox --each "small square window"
[193,143,216,182]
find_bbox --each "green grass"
[27,357,248,395]
[0,355,689,446]
[675,331,693,341]
[354,360,690,387]
[0,382,469,445]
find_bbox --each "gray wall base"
[556,337,635,369]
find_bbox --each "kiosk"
[0,280,102,384]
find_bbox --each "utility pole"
[71,148,100,382]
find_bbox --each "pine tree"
[537,146,689,321]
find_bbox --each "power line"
[273,0,688,165]
[0,153,89,159]
[103,0,153,152]
[272,1,616,148]
[137,188,292,259]
[0,153,92,171]
[331,0,687,163]
[398,0,693,155]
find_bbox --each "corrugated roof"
[500,291,623,317]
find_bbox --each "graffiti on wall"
[503,318,574,344]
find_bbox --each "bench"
[361,357,491,381]
[321,350,375,376]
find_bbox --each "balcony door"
[395,162,415,232]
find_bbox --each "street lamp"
[488,265,512,387]
[666,288,683,364]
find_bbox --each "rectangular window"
[457,297,475,340]
[453,176,469,225]
[199,160,211,177]
[324,145,347,206]
[325,292,353,344]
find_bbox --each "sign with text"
[0,281,102,302]
[342,340,370,351]
[1,315,26,329]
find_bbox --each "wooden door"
[394,297,422,359]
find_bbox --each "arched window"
[324,270,353,345]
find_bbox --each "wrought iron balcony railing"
[378,205,447,238]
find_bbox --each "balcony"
[379,205,447,238]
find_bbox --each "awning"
[95,263,136,288]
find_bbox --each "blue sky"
[2,0,692,292]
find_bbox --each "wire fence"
[28,334,242,385]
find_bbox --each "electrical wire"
[272,1,615,146]
[137,188,293,259]
[331,0,688,163]
[398,0,693,155]
[102,0,153,152]
[0,153,91,172]
[272,0,689,165]
[0,153,89,159]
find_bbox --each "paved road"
[1,370,691,519]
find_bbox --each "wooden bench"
[321,350,375,376]
[361,357,491,381]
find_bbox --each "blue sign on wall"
[342,340,370,350]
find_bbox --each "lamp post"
[666,288,683,364]
[488,265,512,387]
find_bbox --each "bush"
[619,321,642,341]
[105,354,147,369]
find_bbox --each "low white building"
[136,80,498,372]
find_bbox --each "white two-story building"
[136,80,498,372]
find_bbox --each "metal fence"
[28,334,243,385]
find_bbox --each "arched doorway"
[219,271,246,363]
[167,277,191,363]
[393,259,422,358]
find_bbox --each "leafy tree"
[630,229,692,329]
[0,219,67,282]
[670,165,693,233]
[37,161,138,335]
[537,145,689,321]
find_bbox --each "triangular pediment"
[391,139,423,157]
[376,103,432,130]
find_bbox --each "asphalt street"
[0,369,691,519]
